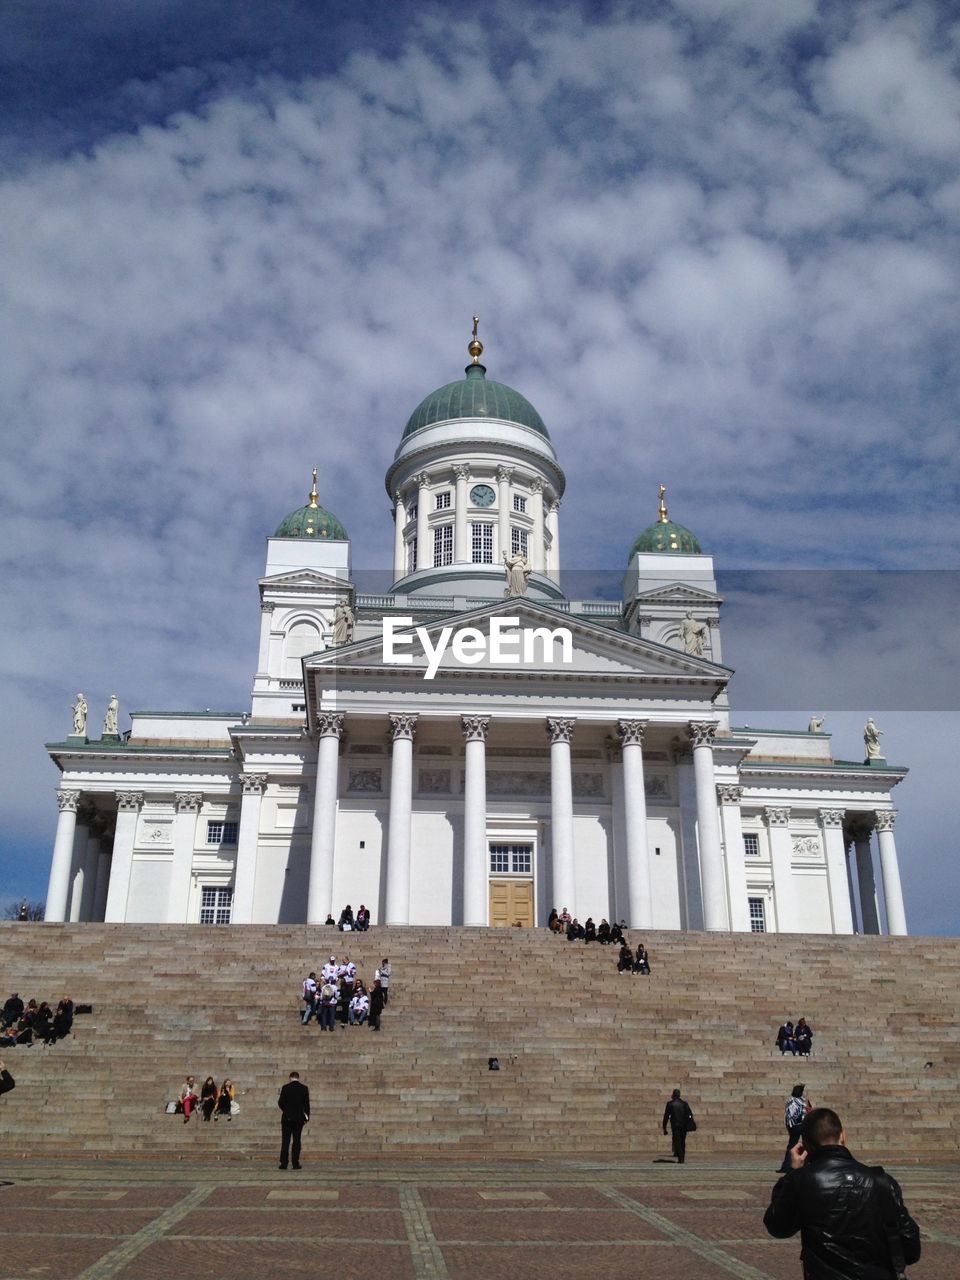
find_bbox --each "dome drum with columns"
[44,320,910,937]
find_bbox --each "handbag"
[685,1112,697,1132]
[230,1100,240,1115]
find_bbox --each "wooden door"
[488,879,534,927]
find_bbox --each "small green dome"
[629,519,701,558]
[275,470,348,540]
[400,363,549,443]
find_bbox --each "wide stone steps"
[0,924,957,1161]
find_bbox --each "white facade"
[45,348,908,934]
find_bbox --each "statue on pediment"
[864,717,884,759]
[808,714,824,732]
[332,600,355,646]
[503,553,531,598]
[71,693,87,736]
[680,611,708,656]
[103,695,119,736]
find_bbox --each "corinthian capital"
[115,791,144,812]
[316,712,346,740]
[461,715,490,743]
[453,464,470,483]
[874,810,897,833]
[546,717,575,744]
[56,789,82,813]
[389,712,418,741]
[496,465,514,484]
[688,721,717,749]
[717,784,743,805]
[764,806,791,827]
[241,774,268,795]
[818,808,845,828]
[175,793,203,814]
[618,719,647,747]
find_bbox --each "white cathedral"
[45,325,909,935]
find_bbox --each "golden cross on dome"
[308,468,319,509]
[468,315,483,364]
[657,483,669,524]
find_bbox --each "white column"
[78,821,101,921]
[718,785,751,932]
[47,789,81,922]
[547,718,576,918]
[764,807,799,934]
[875,811,907,936]
[307,713,345,924]
[852,823,880,934]
[547,500,561,582]
[462,715,489,926]
[104,792,143,922]
[93,847,111,922]
[256,602,274,674]
[385,712,418,925]
[819,808,854,934]
[497,466,513,565]
[843,835,860,931]
[393,490,406,579]
[167,793,202,923]
[689,722,727,931]
[68,809,93,923]
[231,774,267,924]
[454,466,470,563]
[606,737,628,924]
[415,473,430,570]
[618,719,652,927]
[530,479,545,573]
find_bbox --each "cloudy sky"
[2,0,958,931]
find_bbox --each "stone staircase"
[0,924,957,1163]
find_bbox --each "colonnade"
[45,717,909,935]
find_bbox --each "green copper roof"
[629,519,702,558]
[275,504,348,540]
[400,364,549,442]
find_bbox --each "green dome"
[629,519,701,558]
[275,472,348,540]
[400,364,549,442]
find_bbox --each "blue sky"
[2,0,958,931]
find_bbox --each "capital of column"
[56,789,82,813]
[530,477,543,494]
[461,715,490,743]
[496,465,514,483]
[818,808,845,828]
[688,721,717,749]
[603,733,622,763]
[548,499,560,515]
[764,806,791,827]
[240,774,268,795]
[717,784,743,804]
[115,791,144,812]
[874,810,897,833]
[546,717,575,744]
[175,792,203,813]
[847,819,874,842]
[414,471,430,490]
[260,601,275,614]
[389,712,418,742]
[452,464,470,483]
[316,712,346,740]
[618,719,647,747]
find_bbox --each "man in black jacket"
[662,1088,695,1164]
[764,1107,920,1278]
[0,1059,14,1096]
[277,1071,310,1170]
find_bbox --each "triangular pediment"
[260,569,352,593]
[632,582,721,605]
[305,597,730,683]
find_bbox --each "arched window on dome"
[283,620,322,679]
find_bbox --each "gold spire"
[308,467,319,509]
[657,483,669,524]
[468,315,484,364]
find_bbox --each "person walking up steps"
[277,1070,310,1170]
[662,1088,696,1164]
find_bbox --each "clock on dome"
[470,484,496,508]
